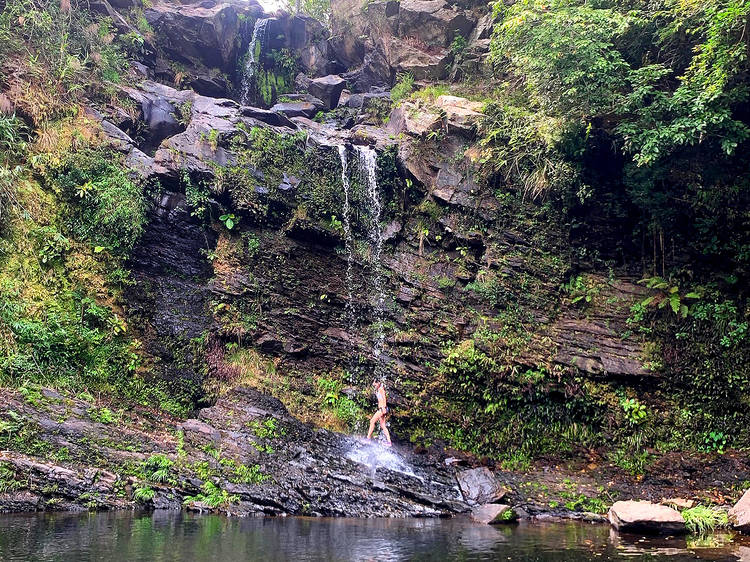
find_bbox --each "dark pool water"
[1,512,748,561]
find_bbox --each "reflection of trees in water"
[2,512,749,561]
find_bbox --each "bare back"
[375,385,387,410]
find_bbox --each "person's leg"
[379,417,392,445]
[367,411,382,439]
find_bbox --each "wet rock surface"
[0,386,468,517]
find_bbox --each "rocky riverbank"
[2,384,749,531]
[0,385,467,517]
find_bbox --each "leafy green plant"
[703,431,727,454]
[87,407,118,424]
[183,481,239,508]
[450,33,467,56]
[620,398,647,425]
[390,73,415,103]
[682,505,730,534]
[133,485,155,502]
[231,463,269,485]
[610,447,652,476]
[37,148,147,256]
[219,213,237,230]
[328,215,343,233]
[245,233,260,257]
[142,454,175,483]
[0,463,23,493]
[561,274,599,306]
[175,100,193,126]
[638,276,701,318]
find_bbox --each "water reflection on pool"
[1,511,748,561]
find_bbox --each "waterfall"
[338,145,357,384]
[240,18,269,105]
[355,146,386,381]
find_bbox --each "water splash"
[345,437,422,480]
[355,146,386,381]
[240,18,269,105]
[338,145,357,385]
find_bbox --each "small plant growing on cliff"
[391,72,415,103]
[328,215,343,233]
[175,100,193,126]
[638,276,701,318]
[561,274,599,306]
[450,33,467,56]
[232,463,270,485]
[183,171,212,222]
[35,227,70,265]
[244,233,260,257]
[143,454,175,483]
[703,431,727,454]
[620,397,647,425]
[87,407,118,424]
[219,213,237,230]
[183,481,238,508]
[133,485,155,502]
[201,128,219,151]
[0,463,23,493]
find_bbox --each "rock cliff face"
[75,0,662,455]
[5,0,744,519]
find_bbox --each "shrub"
[133,485,155,502]
[40,148,147,256]
[183,481,239,508]
[682,505,730,535]
[390,73,415,103]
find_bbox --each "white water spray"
[355,146,387,381]
[346,437,421,480]
[338,145,357,385]
[240,18,269,105]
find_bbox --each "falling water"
[240,18,269,105]
[355,145,386,380]
[338,145,357,384]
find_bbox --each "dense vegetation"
[485,0,750,274]
[0,0,747,481]
[0,0,191,414]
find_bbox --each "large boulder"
[456,467,505,504]
[331,0,488,85]
[396,0,474,47]
[342,46,393,93]
[143,0,264,96]
[270,102,321,119]
[264,15,336,76]
[387,102,442,137]
[433,95,484,136]
[383,38,451,80]
[729,489,750,533]
[307,75,347,110]
[608,501,687,535]
[470,503,516,525]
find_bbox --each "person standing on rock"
[367,380,392,446]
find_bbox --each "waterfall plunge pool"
[1,511,749,561]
